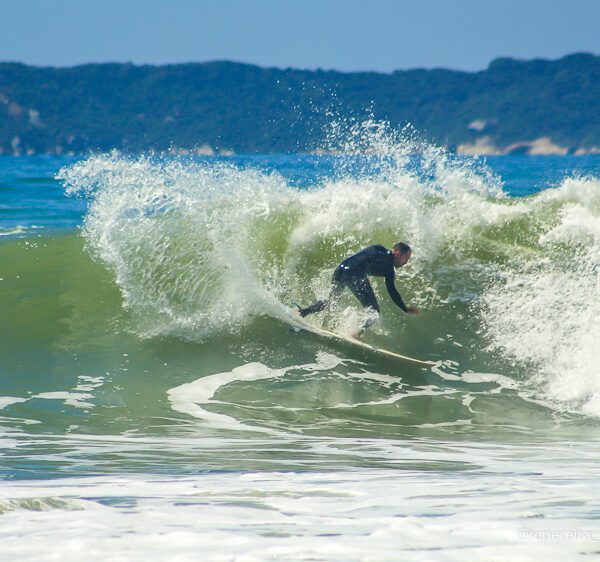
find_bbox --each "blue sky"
[2,0,599,72]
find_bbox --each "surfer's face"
[394,249,411,268]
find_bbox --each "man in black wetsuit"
[298,242,420,336]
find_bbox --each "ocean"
[2,131,600,560]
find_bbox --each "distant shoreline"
[1,53,599,156]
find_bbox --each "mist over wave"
[58,127,600,417]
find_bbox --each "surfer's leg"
[299,277,345,317]
[348,276,380,312]
[298,300,327,317]
[347,276,380,333]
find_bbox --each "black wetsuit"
[299,245,408,330]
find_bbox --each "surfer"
[298,243,420,336]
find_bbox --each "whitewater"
[1,129,600,560]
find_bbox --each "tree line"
[0,53,598,155]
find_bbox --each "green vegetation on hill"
[0,53,599,155]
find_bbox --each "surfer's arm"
[384,272,419,314]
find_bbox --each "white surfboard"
[287,305,436,368]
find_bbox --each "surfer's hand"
[406,307,420,314]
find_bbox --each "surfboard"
[287,304,436,368]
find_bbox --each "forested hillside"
[1,53,598,155]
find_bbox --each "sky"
[1,0,599,72]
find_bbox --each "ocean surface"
[2,133,600,560]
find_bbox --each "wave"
[53,133,600,418]
[57,142,504,336]
[480,176,600,416]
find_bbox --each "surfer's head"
[392,242,412,267]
